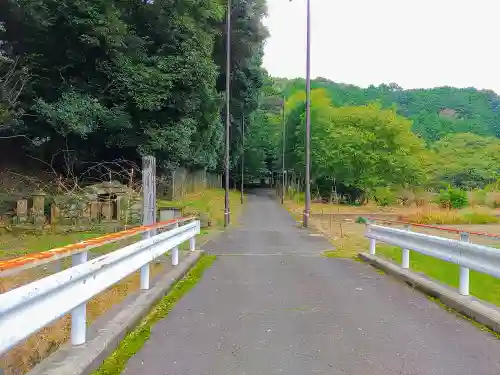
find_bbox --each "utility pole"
[281,96,286,205]
[303,0,312,228]
[241,116,244,205]
[288,0,312,226]
[224,0,231,227]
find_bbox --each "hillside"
[277,78,500,143]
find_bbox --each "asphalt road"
[123,190,500,375]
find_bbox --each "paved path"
[123,191,500,375]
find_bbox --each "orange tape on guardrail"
[367,217,500,239]
[0,217,192,274]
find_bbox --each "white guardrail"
[366,224,500,297]
[0,220,200,356]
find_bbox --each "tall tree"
[430,133,500,189]
[0,0,227,171]
[284,89,427,199]
[213,0,268,176]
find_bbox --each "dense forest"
[261,77,500,200]
[0,0,267,176]
[1,0,500,201]
[280,78,500,142]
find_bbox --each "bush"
[396,188,431,207]
[286,188,304,203]
[438,187,468,209]
[396,189,415,207]
[484,181,500,192]
[468,189,487,206]
[486,192,500,208]
[372,187,396,206]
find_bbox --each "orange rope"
[0,218,190,273]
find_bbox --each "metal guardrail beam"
[367,217,500,240]
[0,217,195,277]
[365,224,500,296]
[0,220,200,356]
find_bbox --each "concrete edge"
[27,250,204,375]
[358,252,500,335]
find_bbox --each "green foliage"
[0,0,268,175]
[273,78,500,196]
[355,216,368,224]
[372,187,396,206]
[279,78,500,142]
[485,192,500,208]
[284,89,427,200]
[484,181,500,192]
[462,212,499,224]
[468,189,487,206]
[0,56,25,130]
[429,133,500,189]
[395,188,429,207]
[438,187,468,209]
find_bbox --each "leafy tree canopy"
[277,77,500,143]
[429,133,500,189]
[0,0,268,177]
[283,88,427,198]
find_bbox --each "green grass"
[0,231,114,260]
[378,245,500,306]
[462,212,500,224]
[322,249,361,262]
[0,231,144,260]
[92,254,216,375]
[158,188,243,229]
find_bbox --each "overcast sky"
[263,0,500,93]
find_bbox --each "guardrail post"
[172,222,179,266]
[459,232,470,296]
[71,251,88,345]
[140,155,156,290]
[402,224,411,269]
[189,233,196,252]
[368,222,376,255]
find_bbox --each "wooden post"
[141,155,156,290]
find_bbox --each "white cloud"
[263,0,500,93]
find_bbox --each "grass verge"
[158,189,243,229]
[92,254,216,375]
[377,245,500,306]
[0,231,132,260]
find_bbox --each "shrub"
[396,188,431,207]
[486,192,500,208]
[438,187,468,209]
[468,189,487,206]
[286,188,304,203]
[396,189,415,207]
[373,187,396,206]
[484,180,500,192]
[356,216,368,224]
